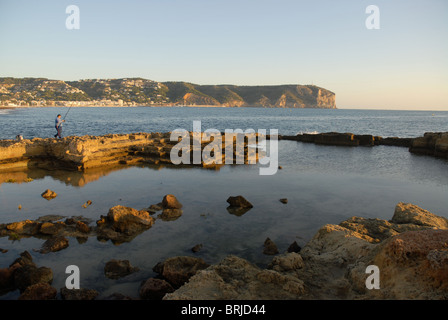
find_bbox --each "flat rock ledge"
[280,132,448,159]
[164,202,448,300]
[0,131,264,172]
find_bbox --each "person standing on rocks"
[54,114,65,139]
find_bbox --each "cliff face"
[0,77,336,109]
[163,82,336,109]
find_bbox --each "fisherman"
[54,114,65,139]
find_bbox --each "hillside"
[0,77,336,109]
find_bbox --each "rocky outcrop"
[0,131,263,172]
[164,202,448,300]
[281,132,413,147]
[409,132,448,159]
[281,132,448,161]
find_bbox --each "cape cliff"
[0,77,336,109]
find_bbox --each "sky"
[0,0,447,110]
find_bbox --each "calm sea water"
[0,106,447,139]
[0,107,447,299]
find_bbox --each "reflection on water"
[0,141,447,299]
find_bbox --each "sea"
[0,106,447,299]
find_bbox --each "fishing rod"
[63,106,72,120]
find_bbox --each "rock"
[287,241,301,253]
[268,252,305,272]
[6,220,40,237]
[39,222,65,235]
[139,278,174,300]
[348,229,448,299]
[148,203,163,212]
[191,244,203,253]
[41,189,57,200]
[104,259,139,279]
[279,198,288,204]
[155,256,210,287]
[82,200,92,208]
[96,205,155,243]
[37,236,69,254]
[162,194,183,209]
[163,255,305,300]
[18,283,57,300]
[409,132,448,159]
[13,264,53,292]
[0,267,16,294]
[158,202,448,300]
[76,221,90,233]
[60,287,99,300]
[391,202,448,229]
[296,132,359,146]
[159,208,183,221]
[263,237,279,255]
[226,196,253,208]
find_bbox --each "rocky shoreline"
[0,131,446,175]
[1,201,447,300]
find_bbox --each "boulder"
[104,259,139,279]
[391,202,448,229]
[287,241,301,253]
[162,194,183,209]
[96,205,155,243]
[13,264,53,292]
[18,283,57,300]
[226,196,253,208]
[139,278,174,300]
[41,189,57,200]
[263,237,279,255]
[155,256,210,287]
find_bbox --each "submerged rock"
[104,259,139,279]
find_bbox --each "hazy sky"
[0,0,447,110]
